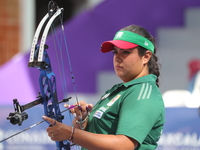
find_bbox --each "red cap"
[101,40,138,53]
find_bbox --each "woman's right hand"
[64,101,93,121]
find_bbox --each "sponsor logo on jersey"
[101,93,110,100]
[107,94,121,106]
[93,110,103,119]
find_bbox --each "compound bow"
[1,1,79,150]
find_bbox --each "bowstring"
[51,14,81,150]
[59,16,79,105]
[51,12,79,104]
[50,19,74,123]
[58,14,82,150]
[57,14,83,123]
[51,24,68,98]
[59,15,84,126]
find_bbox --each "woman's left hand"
[42,116,71,141]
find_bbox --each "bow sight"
[8,112,28,126]
[7,94,71,126]
[7,94,42,126]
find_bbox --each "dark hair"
[120,25,160,87]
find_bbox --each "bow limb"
[38,8,63,62]
[29,13,49,63]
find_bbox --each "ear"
[143,50,152,65]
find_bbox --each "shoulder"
[123,74,161,100]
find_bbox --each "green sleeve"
[116,84,163,144]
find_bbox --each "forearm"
[72,128,137,150]
[44,116,138,150]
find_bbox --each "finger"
[87,104,93,112]
[48,132,56,141]
[64,104,74,113]
[64,103,70,108]
[66,104,79,110]
[77,103,82,111]
[49,120,57,127]
[74,108,82,120]
[64,104,79,115]
[88,103,93,108]
[48,132,54,137]
[42,116,56,125]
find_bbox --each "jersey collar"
[123,74,157,87]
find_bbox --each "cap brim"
[101,40,138,53]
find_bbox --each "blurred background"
[0,0,200,149]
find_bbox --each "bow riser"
[39,53,70,150]
[39,59,62,120]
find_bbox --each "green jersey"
[82,74,165,150]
